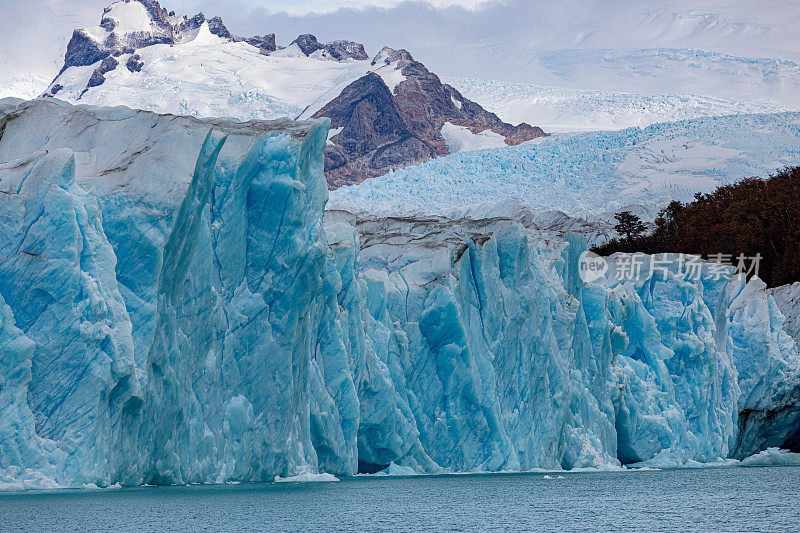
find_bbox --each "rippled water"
[1,467,799,532]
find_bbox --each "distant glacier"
[0,98,798,490]
[329,111,800,218]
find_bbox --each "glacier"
[447,77,800,133]
[0,98,799,489]
[329,111,800,219]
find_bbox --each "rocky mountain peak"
[291,34,369,61]
[207,16,232,40]
[46,0,547,189]
[314,45,547,187]
[371,47,415,68]
[60,0,238,74]
[245,34,277,54]
[292,34,323,55]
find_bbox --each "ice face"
[0,99,798,489]
[0,98,333,487]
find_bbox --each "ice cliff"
[0,99,798,489]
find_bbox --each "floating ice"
[274,472,340,483]
[741,448,800,467]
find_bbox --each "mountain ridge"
[45,0,546,188]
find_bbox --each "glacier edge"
[0,98,799,489]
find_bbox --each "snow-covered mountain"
[448,77,800,133]
[44,0,545,187]
[310,47,544,187]
[6,0,800,132]
[416,0,800,85]
[418,3,800,132]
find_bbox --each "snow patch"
[371,61,406,94]
[186,22,226,46]
[441,122,507,154]
[270,43,306,58]
[327,127,343,146]
[51,37,375,121]
[104,1,156,35]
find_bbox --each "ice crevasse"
[0,98,798,489]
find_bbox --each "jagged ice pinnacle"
[0,98,798,489]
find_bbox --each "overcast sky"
[1,0,798,90]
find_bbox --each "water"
[1,468,798,532]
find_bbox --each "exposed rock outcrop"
[86,57,119,90]
[315,47,547,187]
[245,34,277,54]
[46,1,549,189]
[125,54,144,73]
[291,34,369,61]
[315,73,437,188]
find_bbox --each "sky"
[0,0,798,95]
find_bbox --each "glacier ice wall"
[728,279,800,458]
[0,98,799,489]
[0,98,335,487]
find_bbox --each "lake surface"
[1,467,798,532]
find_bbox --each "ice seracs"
[0,98,332,488]
[1,98,799,490]
[328,111,800,220]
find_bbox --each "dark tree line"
[594,166,800,288]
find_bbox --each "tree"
[614,211,647,244]
[594,167,800,287]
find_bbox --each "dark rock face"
[245,34,277,54]
[86,57,119,90]
[171,12,232,39]
[371,47,414,67]
[291,34,368,61]
[176,13,206,34]
[63,30,110,71]
[489,122,547,145]
[100,17,117,32]
[315,47,547,188]
[326,40,369,61]
[207,16,232,39]
[292,34,324,56]
[314,73,436,188]
[126,54,144,73]
[45,84,64,97]
[63,1,175,74]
